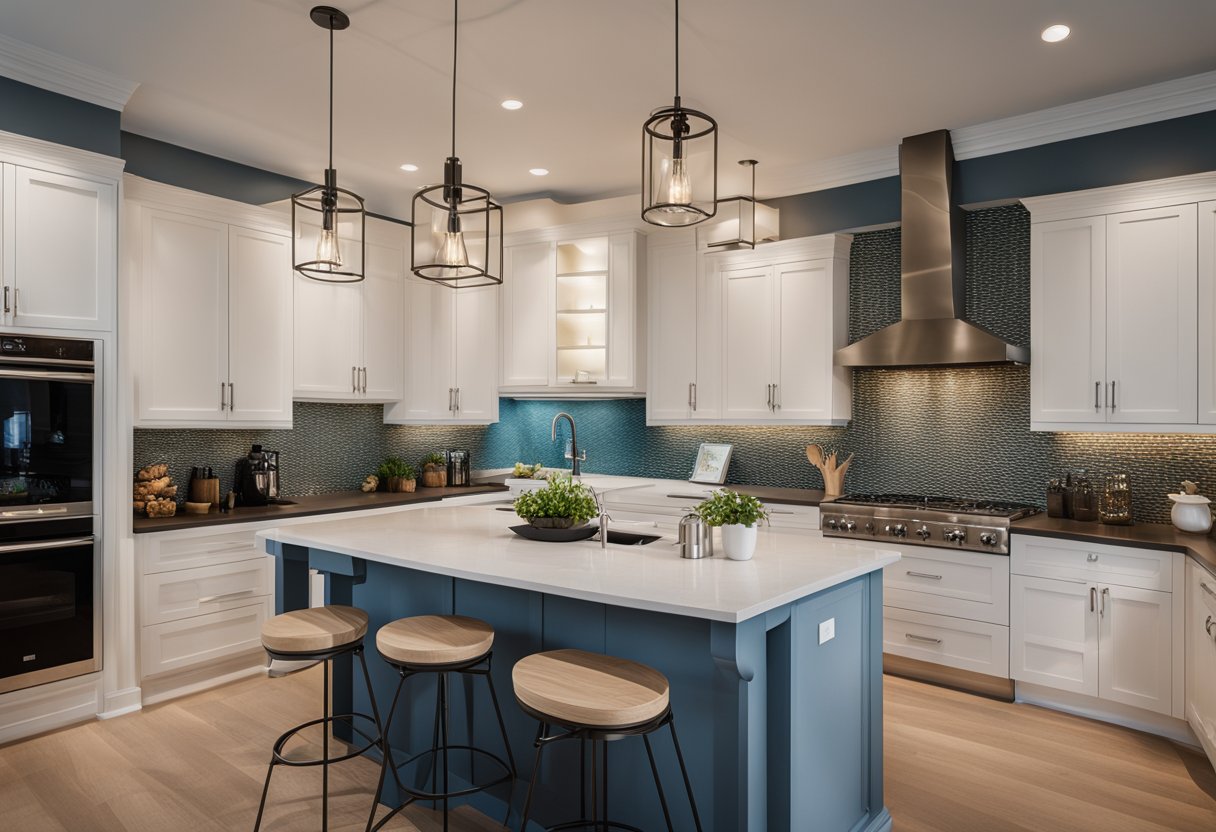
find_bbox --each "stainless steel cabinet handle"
[197,588,257,605]
[773,383,781,410]
[1109,381,1116,410]
[448,388,455,412]
[455,387,461,411]
[3,286,9,314]
[1094,381,1101,411]
[766,383,774,411]
[691,382,697,411]
[220,382,227,411]
[1201,582,1216,600]
[688,382,694,410]
[905,633,942,645]
[1090,586,1097,612]
[351,366,357,393]
[906,571,943,580]
[1206,615,1214,637]
[360,367,367,394]
[1100,586,1108,617]
[12,287,18,315]
[228,382,234,411]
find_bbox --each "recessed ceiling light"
[501,99,524,110]
[399,163,418,172]
[1041,24,1070,43]
[529,168,549,176]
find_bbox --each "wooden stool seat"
[261,605,368,654]
[512,648,670,729]
[376,614,495,666]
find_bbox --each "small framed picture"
[690,443,733,485]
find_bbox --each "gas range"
[819,493,1039,555]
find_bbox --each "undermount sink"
[604,530,662,546]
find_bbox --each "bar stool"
[512,649,703,832]
[253,605,384,832]
[367,614,516,832]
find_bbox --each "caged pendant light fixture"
[697,159,780,251]
[642,0,718,227]
[411,0,503,288]
[292,6,366,283]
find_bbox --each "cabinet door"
[1030,217,1106,424]
[721,266,775,419]
[605,232,637,388]
[1106,205,1197,424]
[11,167,115,331]
[136,209,228,424]
[293,272,363,399]
[1187,561,1216,761]
[1097,583,1173,716]
[501,242,553,388]
[227,226,292,425]
[390,275,454,421]
[774,259,833,420]
[1198,201,1216,423]
[1009,575,1098,696]
[454,284,499,422]
[647,242,699,421]
[361,241,404,402]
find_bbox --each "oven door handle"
[0,536,94,554]
[0,368,95,383]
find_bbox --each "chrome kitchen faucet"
[550,411,586,476]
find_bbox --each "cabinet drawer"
[140,528,264,574]
[883,608,1010,678]
[141,558,272,625]
[1011,535,1172,591]
[883,547,1009,625]
[141,600,269,679]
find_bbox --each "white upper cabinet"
[293,218,406,403]
[499,227,644,397]
[4,165,116,331]
[1105,205,1197,424]
[658,234,850,426]
[1026,173,1216,432]
[127,177,293,428]
[385,276,498,425]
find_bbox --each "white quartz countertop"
[258,505,900,623]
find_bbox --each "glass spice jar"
[1099,472,1133,525]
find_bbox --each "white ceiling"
[4,0,1216,219]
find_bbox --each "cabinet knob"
[1086,553,1098,562]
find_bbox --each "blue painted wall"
[0,76,121,156]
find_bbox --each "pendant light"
[292,6,366,283]
[642,0,718,227]
[697,160,781,251]
[412,0,503,288]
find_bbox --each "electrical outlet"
[818,617,835,645]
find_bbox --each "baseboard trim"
[884,654,1014,701]
[0,674,101,746]
[98,687,143,720]
[1016,682,1199,747]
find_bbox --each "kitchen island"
[259,505,899,832]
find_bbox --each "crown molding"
[761,70,1216,201]
[0,33,138,111]
[0,128,124,181]
[124,174,289,235]
[1021,170,1216,223]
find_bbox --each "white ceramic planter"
[721,524,758,561]
[1169,493,1212,534]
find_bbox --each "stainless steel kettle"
[678,513,713,559]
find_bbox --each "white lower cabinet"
[1186,559,1216,765]
[141,601,271,679]
[883,607,1010,678]
[1010,535,1181,718]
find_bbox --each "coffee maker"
[234,444,280,506]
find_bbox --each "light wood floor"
[2,669,1214,831]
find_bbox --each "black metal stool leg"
[485,667,517,778]
[519,722,547,832]
[252,751,277,831]
[643,733,674,832]
[366,674,407,832]
[322,657,330,832]
[440,672,451,832]
[667,717,703,832]
[601,740,609,832]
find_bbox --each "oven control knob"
[842,520,857,533]
[885,523,907,538]
[915,526,931,540]
[825,517,840,531]
[943,528,967,544]
[979,532,998,546]
[864,521,876,534]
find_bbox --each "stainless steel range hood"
[834,130,1029,368]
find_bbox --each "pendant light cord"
[451,0,458,160]
[328,19,334,172]
[674,0,680,98]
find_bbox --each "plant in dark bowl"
[513,474,598,529]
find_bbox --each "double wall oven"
[0,335,99,695]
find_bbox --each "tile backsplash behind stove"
[133,205,1216,524]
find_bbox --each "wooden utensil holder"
[190,477,221,507]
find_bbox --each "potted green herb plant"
[513,474,598,529]
[695,489,768,561]
[421,452,447,487]
[376,457,417,493]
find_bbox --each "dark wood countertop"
[1012,513,1216,574]
[133,484,510,534]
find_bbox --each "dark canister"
[446,449,470,487]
